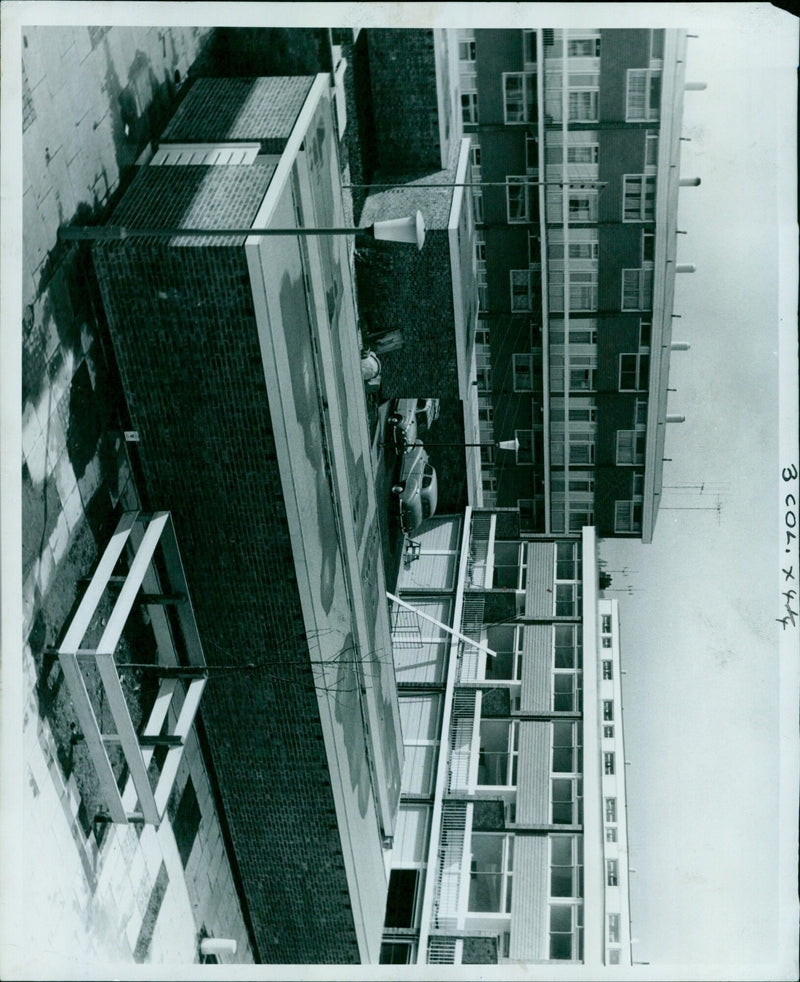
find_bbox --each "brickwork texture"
[365,30,443,172]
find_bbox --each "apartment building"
[363,27,702,541]
[382,518,632,966]
[458,27,701,540]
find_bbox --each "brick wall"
[365,29,443,171]
[92,236,363,963]
[162,75,314,153]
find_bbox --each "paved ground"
[15,25,254,973]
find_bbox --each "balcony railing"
[432,800,468,931]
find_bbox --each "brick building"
[91,74,404,963]
[382,517,633,967]
[361,28,704,541]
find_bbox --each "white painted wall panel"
[393,804,431,864]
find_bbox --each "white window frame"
[616,429,646,466]
[567,190,599,223]
[618,352,649,391]
[614,500,642,534]
[625,67,662,122]
[515,428,535,465]
[622,174,656,222]
[549,834,583,900]
[645,132,659,171]
[506,176,533,223]
[503,71,537,124]
[510,269,536,312]
[468,832,515,914]
[462,90,479,125]
[621,266,654,311]
[548,901,584,961]
[513,353,534,392]
[477,720,519,788]
[459,38,476,62]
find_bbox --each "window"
[609,949,621,965]
[486,625,523,680]
[606,826,618,843]
[475,328,490,346]
[551,776,583,825]
[477,720,519,786]
[525,135,539,172]
[459,39,476,61]
[513,353,534,392]
[650,29,665,62]
[568,191,598,222]
[605,797,617,822]
[503,72,537,124]
[507,176,533,223]
[607,860,619,886]
[523,30,537,66]
[608,913,621,944]
[603,725,614,739]
[549,903,584,960]
[555,583,579,619]
[469,833,514,912]
[569,356,597,392]
[554,624,582,669]
[478,405,493,424]
[615,500,643,534]
[622,175,656,221]
[601,614,612,633]
[602,636,612,649]
[462,91,479,125]
[616,429,646,466]
[602,660,613,680]
[493,541,527,590]
[515,429,535,465]
[552,721,582,773]
[510,269,536,311]
[603,700,614,721]
[618,352,650,391]
[549,270,598,312]
[553,655,582,711]
[642,229,655,263]
[604,752,615,775]
[380,942,414,964]
[472,189,484,224]
[385,869,420,928]
[626,68,662,122]
[569,90,598,122]
[556,541,581,580]
[518,498,538,533]
[622,266,654,311]
[567,36,600,57]
[645,132,659,170]
[550,836,584,898]
[634,399,648,428]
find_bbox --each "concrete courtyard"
[10,24,256,974]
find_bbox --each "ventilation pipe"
[685,82,707,90]
[679,177,701,187]
[675,264,696,273]
[671,342,691,351]
[666,414,686,423]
